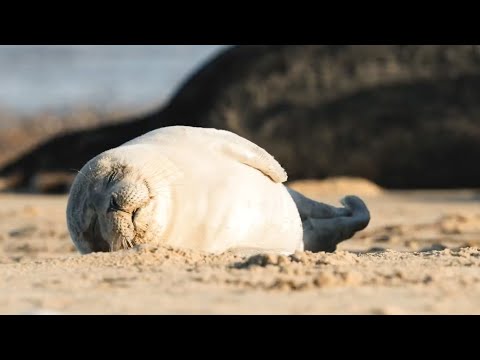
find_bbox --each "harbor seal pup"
[67,126,370,255]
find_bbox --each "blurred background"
[0,45,228,118]
[1,45,480,193]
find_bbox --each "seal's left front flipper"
[212,129,287,183]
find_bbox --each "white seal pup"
[67,126,370,255]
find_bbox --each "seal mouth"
[104,178,152,252]
[108,207,143,251]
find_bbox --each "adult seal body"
[67,126,370,255]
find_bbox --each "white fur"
[67,126,303,254]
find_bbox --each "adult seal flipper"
[287,188,370,252]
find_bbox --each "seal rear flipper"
[286,186,351,219]
[301,195,370,253]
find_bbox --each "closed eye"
[92,215,99,234]
[106,171,117,185]
[85,213,99,237]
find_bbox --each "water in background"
[0,45,229,119]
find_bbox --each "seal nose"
[107,195,123,213]
[109,182,150,214]
[105,181,150,250]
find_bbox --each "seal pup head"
[66,145,177,254]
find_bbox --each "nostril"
[108,183,150,215]
[108,195,122,213]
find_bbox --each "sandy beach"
[1,180,479,314]
[1,45,480,315]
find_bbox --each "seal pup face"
[67,146,175,254]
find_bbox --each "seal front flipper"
[123,126,287,183]
[212,129,287,183]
